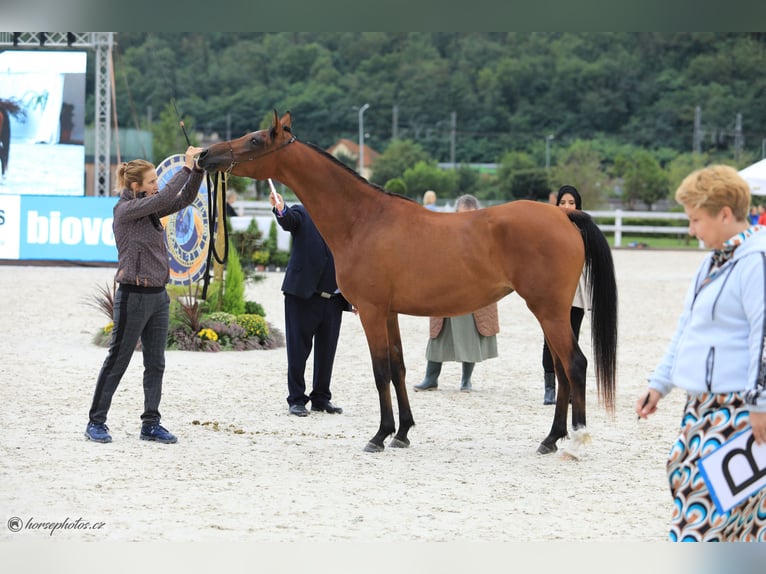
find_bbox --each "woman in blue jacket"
[637,165,766,541]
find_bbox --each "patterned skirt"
[667,392,766,541]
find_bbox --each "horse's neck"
[275,143,376,246]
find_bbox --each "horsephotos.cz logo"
[7,516,106,536]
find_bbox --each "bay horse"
[198,110,618,456]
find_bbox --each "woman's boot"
[460,362,475,392]
[414,361,442,391]
[543,372,556,405]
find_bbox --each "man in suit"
[270,189,350,416]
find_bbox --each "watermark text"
[7,516,106,536]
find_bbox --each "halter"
[225,134,297,174]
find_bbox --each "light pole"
[545,134,554,173]
[358,103,370,176]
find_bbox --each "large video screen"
[0,50,87,196]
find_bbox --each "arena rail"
[231,202,701,249]
[588,210,701,248]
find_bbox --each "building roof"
[326,138,380,168]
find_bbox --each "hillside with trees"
[101,32,766,208]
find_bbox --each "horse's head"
[197,109,295,179]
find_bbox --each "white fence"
[589,210,700,248]
[229,202,700,251]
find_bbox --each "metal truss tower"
[0,32,114,196]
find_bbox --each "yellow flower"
[198,328,218,341]
[103,322,114,334]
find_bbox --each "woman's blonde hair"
[116,159,154,195]
[675,164,751,221]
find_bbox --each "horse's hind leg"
[357,307,397,453]
[536,316,587,455]
[386,313,414,448]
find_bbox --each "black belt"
[119,283,166,294]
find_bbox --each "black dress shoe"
[311,401,343,414]
[289,404,309,417]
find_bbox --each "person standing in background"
[414,194,499,393]
[423,190,439,211]
[540,185,591,405]
[270,189,352,417]
[225,190,240,217]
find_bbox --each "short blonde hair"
[116,159,154,195]
[423,190,436,205]
[675,165,751,221]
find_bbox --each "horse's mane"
[302,139,416,204]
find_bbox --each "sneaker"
[85,422,112,443]
[140,423,177,444]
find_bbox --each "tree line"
[101,32,766,209]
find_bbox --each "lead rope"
[201,171,230,299]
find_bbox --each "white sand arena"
[1,249,703,543]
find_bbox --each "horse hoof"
[363,441,384,453]
[389,437,410,448]
[559,450,579,461]
[536,442,557,455]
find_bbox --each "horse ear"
[272,109,280,129]
[280,110,292,131]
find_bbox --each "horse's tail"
[569,210,618,414]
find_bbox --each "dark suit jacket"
[273,204,350,309]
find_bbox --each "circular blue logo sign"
[156,154,211,285]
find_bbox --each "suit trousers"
[284,292,344,407]
[88,286,170,426]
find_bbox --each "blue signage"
[18,195,118,262]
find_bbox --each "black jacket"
[273,204,350,309]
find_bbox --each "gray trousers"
[88,286,170,426]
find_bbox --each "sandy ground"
[0,249,713,555]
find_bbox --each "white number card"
[698,427,766,514]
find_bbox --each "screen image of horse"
[0,103,12,178]
[198,110,618,457]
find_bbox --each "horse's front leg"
[386,313,414,448]
[357,308,396,453]
[364,354,397,452]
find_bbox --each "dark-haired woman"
[540,185,591,405]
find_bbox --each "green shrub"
[252,250,270,266]
[222,243,246,315]
[270,249,290,268]
[230,218,263,263]
[266,219,279,255]
[384,177,407,195]
[236,314,270,341]
[244,301,266,317]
